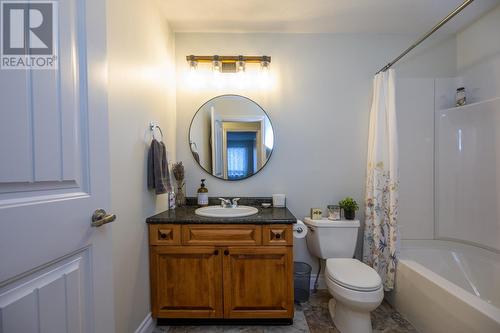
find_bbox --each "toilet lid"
[326,258,382,292]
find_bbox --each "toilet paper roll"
[293,220,308,239]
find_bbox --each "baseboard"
[309,273,327,290]
[135,312,154,333]
[157,318,293,326]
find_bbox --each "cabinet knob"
[275,233,281,239]
[159,233,167,239]
[214,250,219,255]
[224,250,230,256]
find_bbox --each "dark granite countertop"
[146,197,297,224]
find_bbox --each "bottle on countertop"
[168,189,176,210]
[197,179,209,207]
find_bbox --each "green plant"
[338,197,359,212]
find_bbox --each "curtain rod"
[376,0,475,74]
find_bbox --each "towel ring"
[149,123,164,141]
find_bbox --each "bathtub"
[386,239,500,333]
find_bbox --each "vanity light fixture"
[186,55,271,73]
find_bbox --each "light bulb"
[189,60,197,72]
[260,55,271,73]
[212,55,221,73]
[237,55,245,72]
[187,55,197,72]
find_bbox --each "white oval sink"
[195,205,259,218]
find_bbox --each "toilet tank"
[304,218,360,259]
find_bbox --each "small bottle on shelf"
[456,87,466,107]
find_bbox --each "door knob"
[91,209,116,227]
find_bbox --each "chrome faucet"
[218,198,240,208]
[218,198,231,208]
[231,198,240,208]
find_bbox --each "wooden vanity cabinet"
[149,224,294,320]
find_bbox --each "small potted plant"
[339,197,359,220]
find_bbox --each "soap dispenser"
[197,179,209,207]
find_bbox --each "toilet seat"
[326,258,382,292]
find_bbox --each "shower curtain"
[363,69,399,291]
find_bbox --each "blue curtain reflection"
[227,132,256,180]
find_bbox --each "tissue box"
[272,194,286,207]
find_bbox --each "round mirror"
[189,95,275,181]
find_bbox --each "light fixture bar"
[186,55,271,64]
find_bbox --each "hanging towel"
[147,139,171,194]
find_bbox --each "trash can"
[294,261,312,303]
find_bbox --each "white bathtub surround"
[388,240,500,333]
[436,97,500,251]
[363,68,399,290]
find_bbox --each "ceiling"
[159,0,499,34]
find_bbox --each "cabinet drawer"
[263,225,293,246]
[182,225,262,246]
[149,225,181,245]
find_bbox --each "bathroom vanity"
[146,199,296,323]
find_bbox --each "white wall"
[457,4,500,103]
[106,0,176,331]
[175,33,457,267]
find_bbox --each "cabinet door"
[150,246,223,318]
[223,247,294,319]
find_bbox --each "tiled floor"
[153,290,418,333]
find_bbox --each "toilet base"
[329,298,372,333]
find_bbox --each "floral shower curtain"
[363,69,399,291]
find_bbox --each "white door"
[0,0,114,332]
[211,106,223,177]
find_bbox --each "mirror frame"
[188,94,275,181]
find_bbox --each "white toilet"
[304,218,383,333]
